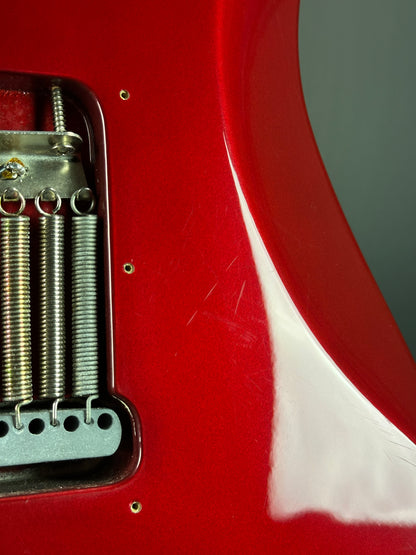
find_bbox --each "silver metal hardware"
[37,189,66,422]
[72,191,99,403]
[70,186,95,215]
[50,85,76,155]
[0,159,26,180]
[34,186,62,215]
[0,130,87,198]
[0,186,26,216]
[51,85,67,133]
[0,407,122,466]
[0,85,128,474]
[0,201,33,426]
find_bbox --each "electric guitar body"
[0,0,415,552]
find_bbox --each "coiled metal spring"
[72,209,99,399]
[1,215,32,405]
[37,190,66,405]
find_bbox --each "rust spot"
[1,157,26,180]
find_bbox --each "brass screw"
[130,501,142,514]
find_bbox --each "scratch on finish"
[181,208,194,233]
[247,375,263,393]
[397,456,416,469]
[388,440,415,452]
[226,255,239,271]
[203,282,218,301]
[186,310,198,326]
[234,281,246,315]
[201,311,256,343]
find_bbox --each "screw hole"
[123,263,135,274]
[97,413,113,430]
[63,415,79,432]
[28,418,45,435]
[130,501,142,514]
[0,421,9,437]
[120,89,130,101]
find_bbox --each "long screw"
[51,85,67,133]
[50,85,75,154]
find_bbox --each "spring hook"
[0,188,32,429]
[71,188,99,422]
[36,188,65,425]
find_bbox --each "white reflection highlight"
[227,144,416,524]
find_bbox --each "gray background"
[299,1,416,359]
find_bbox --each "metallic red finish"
[217,0,416,442]
[0,0,415,553]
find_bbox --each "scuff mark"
[388,440,415,452]
[247,375,263,393]
[226,255,239,271]
[203,282,218,302]
[181,208,194,233]
[397,456,416,469]
[186,310,198,326]
[234,280,246,315]
[201,311,257,344]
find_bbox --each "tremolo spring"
[38,203,66,406]
[1,215,33,407]
[72,211,99,400]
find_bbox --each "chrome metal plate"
[0,130,87,199]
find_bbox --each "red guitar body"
[1,0,416,552]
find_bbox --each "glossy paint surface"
[232,155,416,525]
[0,0,416,553]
